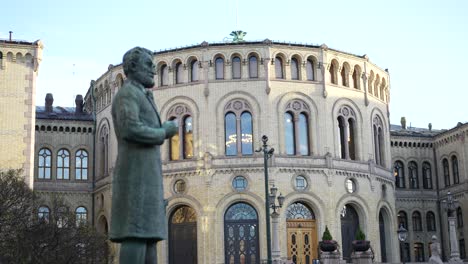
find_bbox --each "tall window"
[329,61,338,84]
[215,57,224,79]
[352,66,360,89]
[306,59,314,81]
[38,148,52,179]
[457,207,464,228]
[167,104,193,160]
[160,64,169,86]
[443,158,450,187]
[224,100,253,156]
[368,71,374,94]
[75,149,88,180]
[409,161,419,189]
[426,211,436,231]
[56,149,70,180]
[414,243,424,262]
[460,239,466,260]
[76,207,87,226]
[175,62,183,84]
[190,60,198,82]
[337,106,356,160]
[394,161,405,188]
[275,57,284,79]
[398,211,408,229]
[232,56,241,79]
[248,55,258,78]
[373,115,384,166]
[341,66,348,86]
[284,100,310,156]
[412,211,422,231]
[99,125,109,177]
[291,58,299,80]
[452,155,459,184]
[38,206,50,222]
[422,162,432,189]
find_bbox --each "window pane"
[170,118,179,160]
[83,156,88,167]
[306,60,314,81]
[275,57,283,79]
[183,116,193,159]
[291,58,299,80]
[241,112,253,155]
[232,57,241,79]
[225,113,237,156]
[249,56,258,78]
[45,169,51,179]
[284,112,295,155]
[64,169,69,179]
[298,113,309,155]
[191,60,198,81]
[216,58,224,79]
[161,65,168,86]
[82,169,87,180]
[176,63,183,84]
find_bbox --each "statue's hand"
[162,121,178,138]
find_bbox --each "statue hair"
[122,47,153,76]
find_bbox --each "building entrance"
[286,202,317,264]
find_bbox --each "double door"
[287,220,317,264]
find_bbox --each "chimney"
[75,94,84,113]
[428,123,432,131]
[45,93,54,112]
[400,117,406,130]
[9,31,12,41]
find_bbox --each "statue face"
[131,53,156,88]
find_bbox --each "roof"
[390,124,444,138]
[36,106,93,121]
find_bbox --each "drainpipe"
[433,145,445,260]
[90,80,97,226]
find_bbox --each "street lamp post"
[441,191,462,263]
[256,135,275,264]
[269,185,285,262]
[397,223,408,264]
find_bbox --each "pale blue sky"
[2,0,467,129]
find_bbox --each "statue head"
[123,47,155,88]
[432,235,438,241]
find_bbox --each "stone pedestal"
[448,216,463,264]
[350,250,373,264]
[320,251,341,264]
[271,212,281,261]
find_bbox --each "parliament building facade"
[1,37,467,264]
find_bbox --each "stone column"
[448,216,463,264]
[320,251,341,264]
[271,212,281,261]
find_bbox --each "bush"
[355,227,366,241]
[322,226,333,241]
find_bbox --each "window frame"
[75,149,88,180]
[38,148,52,179]
[56,148,70,180]
[167,104,194,161]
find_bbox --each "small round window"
[232,176,248,191]
[174,179,186,194]
[295,175,307,190]
[346,179,356,193]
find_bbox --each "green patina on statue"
[110,47,177,264]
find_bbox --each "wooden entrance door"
[169,206,197,264]
[287,220,317,264]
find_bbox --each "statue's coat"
[109,79,167,242]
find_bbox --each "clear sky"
[2,0,467,129]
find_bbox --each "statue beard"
[132,71,155,88]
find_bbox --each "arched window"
[412,211,422,231]
[306,59,314,81]
[232,56,241,79]
[275,57,284,79]
[291,57,299,80]
[426,211,436,231]
[373,115,384,166]
[190,59,198,82]
[394,161,405,188]
[160,64,168,86]
[329,62,337,84]
[380,79,386,100]
[414,243,424,262]
[408,161,418,189]
[248,55,258,78]
[75,206,87,226]
[452,155,459,184]
[224,100,253,156]
[443,158,450,187]
[337,106,356,160]
[38,148,52,179]
[422,162,432,189]
[352,66,360,89]
[56,149,70,180]
[284,100,310,156]
[374,75,380,97]
[368,71,374,94]
[341,65,349,87]
[398,211,408,229]
[215,57,224,79]
[175,62,183,84]
[38,206,50,222]
[75,149,88,180]
[457,207,464,228]
[167,104,193,160]
[99,125,109,177]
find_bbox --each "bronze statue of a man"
[110,47,177,264]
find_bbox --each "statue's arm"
[116,94,166,145]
